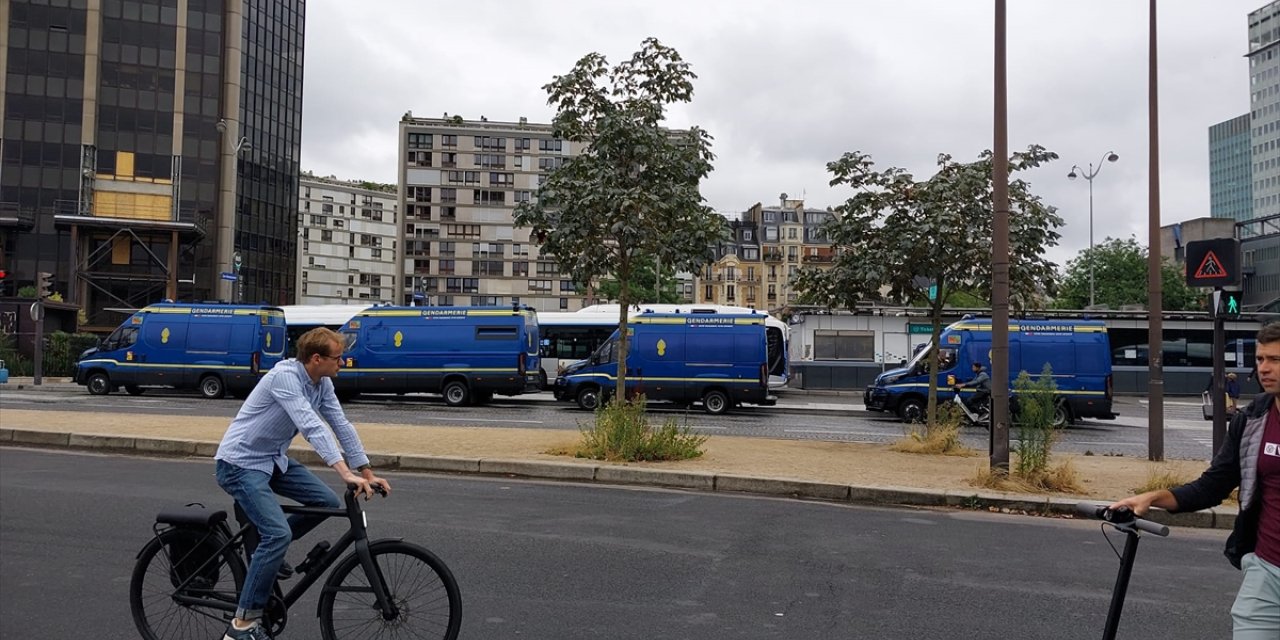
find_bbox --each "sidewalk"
[0,405,1232,531]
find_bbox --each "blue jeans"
[215,458,340,621]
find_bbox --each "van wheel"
[1052,402,1072,428]
[538,370,548,390]
[702,390,730,415]
[199,375,225,400]
[442,380,470,407]
[898,397,925,423]
[576,386,602,411]
[87,372,112,396]
[125,385,144,396]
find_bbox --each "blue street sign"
[220,272,238,282]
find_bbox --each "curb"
[0,427,1236,531]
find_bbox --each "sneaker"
[223,620,272,640]
[276,561,294,580]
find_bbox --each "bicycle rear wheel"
[319,540,461,640]
[130,528,246,640]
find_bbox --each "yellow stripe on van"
[338,367,518,374]
[77,359,251,371]
[949,322,1106,333]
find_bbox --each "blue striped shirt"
[215,359,371,474]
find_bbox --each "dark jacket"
[1170,394,1274,569]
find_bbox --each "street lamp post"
[216,119,250,303]
[1067,151,1119,308]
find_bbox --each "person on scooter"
[955,361,991,416]
[1110,321,1280,639]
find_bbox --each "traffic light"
[1210,289,1244,318]
[1221,290,1243,318]
[37,271,53,299]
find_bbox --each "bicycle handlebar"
[345,483,388,498]
[1076,502,1170,537]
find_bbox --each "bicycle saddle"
[156,507,228,528]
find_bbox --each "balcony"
[763,250,784,262]
[803,254,834,263]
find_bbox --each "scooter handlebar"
[1076,502,1170,537]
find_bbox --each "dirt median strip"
[0,408,1231,529]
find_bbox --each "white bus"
[537,304,791,390]
[280,304,372,353]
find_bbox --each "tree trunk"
[615,262,631,402]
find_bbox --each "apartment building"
[395,113,604,311]
[0,0,305,327]
[296,176,399,304]
[696,200,835,313]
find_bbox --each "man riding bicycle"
[214,327,391,640]
[955,361,991,415]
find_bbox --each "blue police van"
[336,305,541,406]
[863,317,1116,426]
[74,302,287,398]
[553,311,777,415]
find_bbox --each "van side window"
[341,331,358,352]
[476,326,518,340]
[106,326,138,350]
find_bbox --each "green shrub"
[0,330,97,377]
[1012,364,1059,479]
[575,395,707,462]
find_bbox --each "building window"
[743,229,753,241]
[438,259,456,275]
[514,190,532,203]
[765,226,779,242]
[560,280,575,292]
[513,261,529,276]
[411,186,431,202]
[321,230,333,241]
[813,330,875,360]
[439,241,455,255]
[515,138,531,151]
[406,150,432,167]
[536,262,559,276]
[474,153,504,168]
[474,190,506,205]
[441,206,457,220]
[538,138,563,152]
[446,224,480,238]
[407,133,433,149]
[559,298,569,310]
[537,157,565,172]
[490,172,514,186]
[440,188,457,203]
[474,136,506,151]
[475,260,504,276]
[528,279,552,292]
[441,135,457,147]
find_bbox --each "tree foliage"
[514,38,727,396]
[1052,236,1201,311]
[794,146,1065,426]
[596,258,681,304]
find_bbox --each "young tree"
[596,258,682,304]
[1053,236,1201,311]
[514,38,727,399]
[794,146,1065,426]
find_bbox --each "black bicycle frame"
[169,489,398,620]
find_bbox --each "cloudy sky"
[299,1,1258,268]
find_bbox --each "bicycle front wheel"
[130,528,246,640]
[319,540,462,640]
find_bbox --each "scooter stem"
[1102,529,1141,640]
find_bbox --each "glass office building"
[0,0,303,329]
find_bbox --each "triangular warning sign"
[1193,251,1228,279]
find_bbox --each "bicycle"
[129,484,462,640]
[1075,502,1170,640]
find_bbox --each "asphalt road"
[0,448,1243,639]
[0,386,1222,459]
